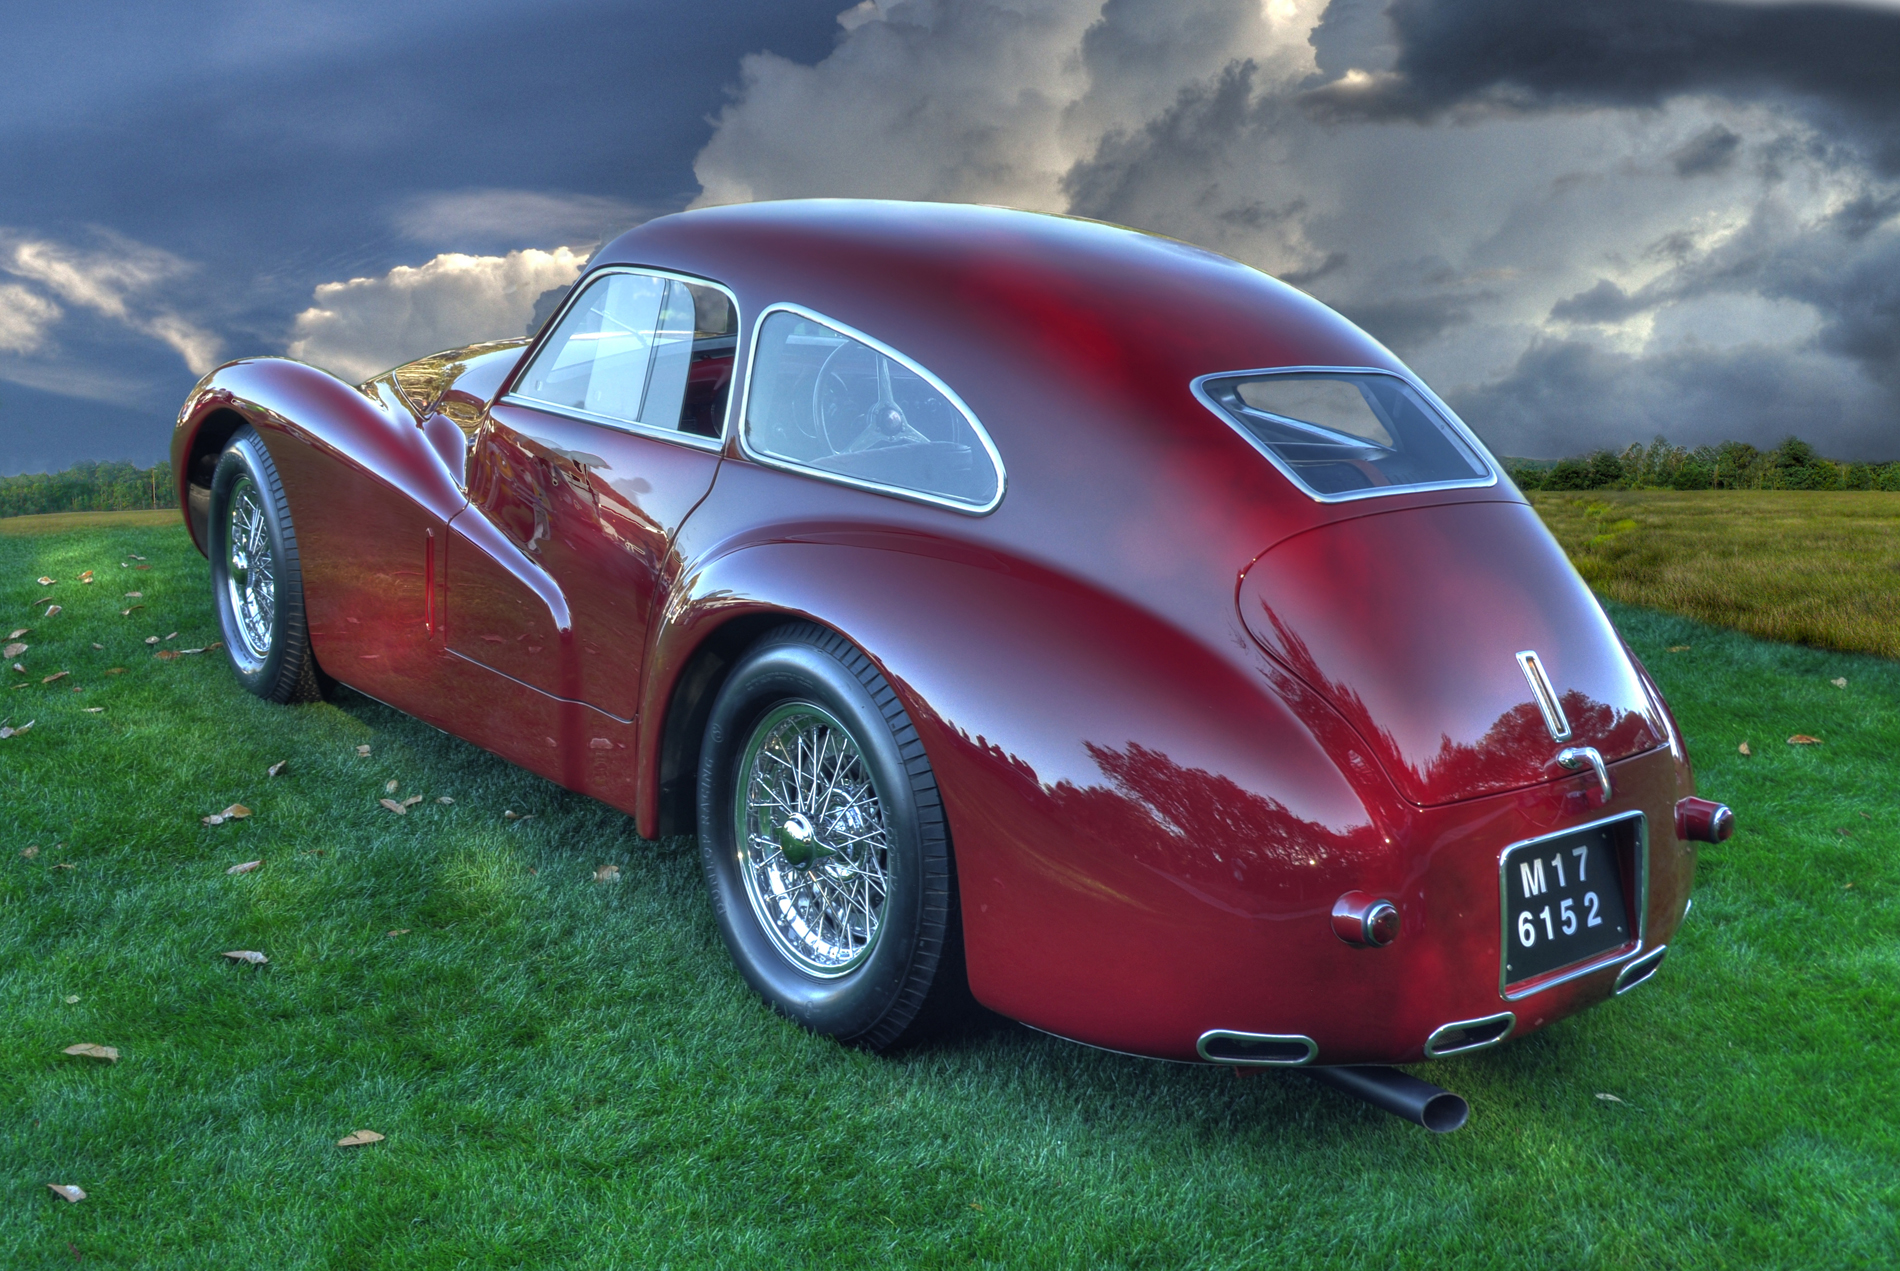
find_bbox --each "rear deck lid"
[1239,500,1664,807]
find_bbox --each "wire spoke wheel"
[224,474,276,659]
[736,702,891,977]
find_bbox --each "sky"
[1,0,1897,473]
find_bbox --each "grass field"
[3,510,1896,1268]
[1529,489,1900,659]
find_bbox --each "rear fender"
[641,537,1398,1037]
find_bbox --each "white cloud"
[395,189,643,248]
[287,247,587,382]
[685,0,1900,457]
[0,230,222,373]
[0,283,61,355]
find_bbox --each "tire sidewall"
[698,635,932,1041]
[208,430,295,695]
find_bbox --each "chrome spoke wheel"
[224,475,276,659]
[736,702,891,977]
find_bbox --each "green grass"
[3,513,1897,1269]
[1530,490,1900,659]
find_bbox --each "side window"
[511,271,738,438]
[743,308,1003,511]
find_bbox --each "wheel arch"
[180,406,251,554]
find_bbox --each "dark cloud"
[1549,279,1646,324]
[1451,336,1892,460]
[1671,123,1742,176]
[1306,0,1900,167]
[1061,59,1262,224]
[0,0,847,473]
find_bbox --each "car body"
[173,198,1716,1069]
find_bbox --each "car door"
[445,268,738,722]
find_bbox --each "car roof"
[596,199,1402,389]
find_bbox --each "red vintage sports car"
[174,199,1731,1131]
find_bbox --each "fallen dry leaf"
[22,845,39,859]
[62,1043,118,1063]
[202,804,251,826]
[63,994,78,1003]
[1831,677,1848,688]
[1738,742,1752,756]
[41,671,68,684]
[1788,734,1823,745]
[226,859,262,875]
[436,796,454,805]
[355,744,371,757]
[129,553,145,561]
[52,862,75,871]
[0,720,34,739]
[503,810,519,821]
[144,636,159,645]
[385,779,399,794]
[123,592,141,599]
[90,642,102,650]
[83,707,103,713]
[79,570,93,581]
[105,667,125,675]
[594,863,621,883]
[336,1130,384,1148]
[379,797,406,815]
[133,564,150,570]
[7,628,26,639]
[154,649,180,661]
[1595,1092,1625,1104]
[122,605,144,616]
[10,663,23,675]
[1665,645,1689,653]
[44,604,60,617]
[401,795,422,808]
[3,643,25,657]
[46,1184,85,1203]
[268,760,287,777]
[1845,882,1856,890]
[387,929,410,937]
[1860,811,1873,820]
[35,576,54,586]
[221,950,268,965]
[164,631,177,640]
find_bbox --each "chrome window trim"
[1195,1029,1319,1067]
[1498,808,1649,1002]
[500,265,740,455]
[1423,1011,1517,1058]
[1188,364,1499,505]
[734,301,1007,516]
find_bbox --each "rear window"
[1194,369,1493,501]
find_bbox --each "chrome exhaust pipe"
[1305,1065,1470,1133]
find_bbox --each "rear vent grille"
[1196,1031,1318,1066]
[1424,1012,1516,1057]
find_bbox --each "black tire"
[697,623,961,1050]
[207,427,323,703]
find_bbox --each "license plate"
[1501,818,1635,987]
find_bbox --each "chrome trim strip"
[733,301,1007,515]
[500,266,741,453]
[1186,364,1500,505]
[1195,1029,1319,1067]
[1423,1011,1516,1058]
[1516,650,1573,742]
[1498,808,1650,1002]
[1612,945,1668,996]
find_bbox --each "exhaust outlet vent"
[1196,1030,1318,1066]
[1423,1011,1516,1057]
[1614,945,1667,995]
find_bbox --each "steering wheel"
[810,342,930,454]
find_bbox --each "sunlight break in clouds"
[287,247,587,383]
[0,230,222,374]
[689,0,1900,458]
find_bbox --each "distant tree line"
[0,460,177,519]
[1507,436,1900,492]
